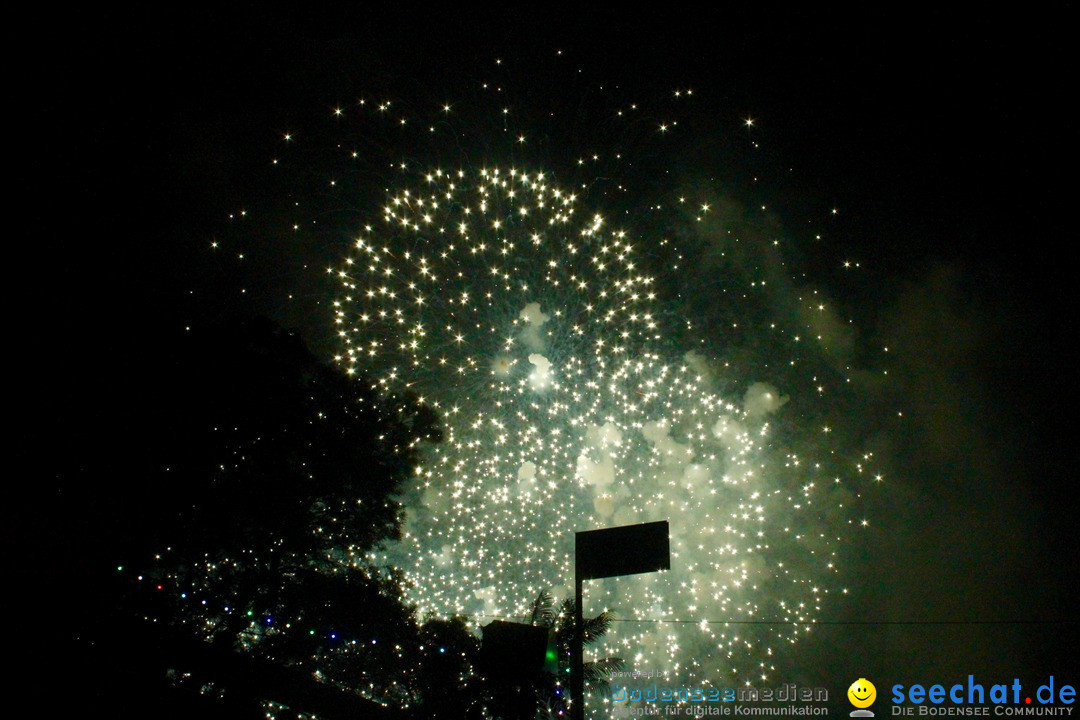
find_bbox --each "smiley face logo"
[848,678,877,713]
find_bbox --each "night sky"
[15,5,1078,715]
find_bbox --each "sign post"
[572,520,670,720]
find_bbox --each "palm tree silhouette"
[528,590,625,718]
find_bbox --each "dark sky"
[16,3,1078,707]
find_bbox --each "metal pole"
[572,573,584,720]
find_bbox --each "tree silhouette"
[108,318,491,716]
[527,590,626,719]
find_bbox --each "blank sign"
[575,520,670,580]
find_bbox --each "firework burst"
[328,166,860,691]
[216,58,878,701]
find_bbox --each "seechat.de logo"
[891,676,1075,715]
